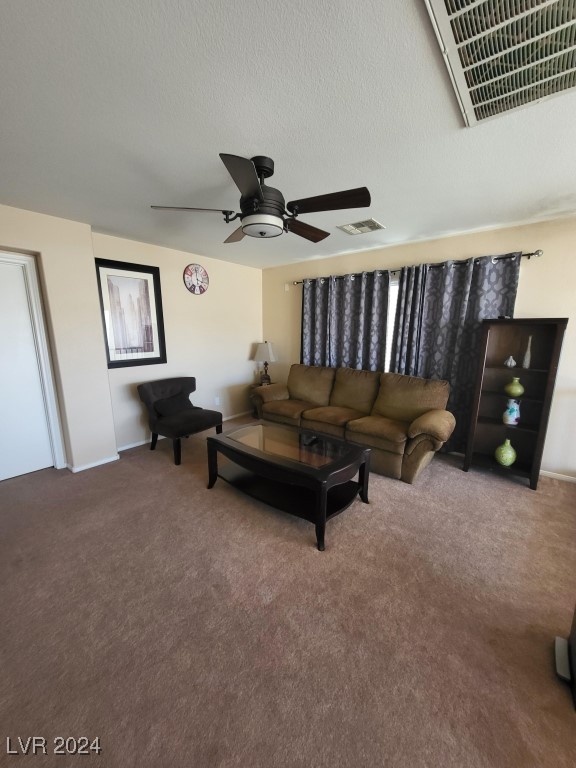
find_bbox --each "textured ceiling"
[1,0,576,269]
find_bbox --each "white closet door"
[0,260,54,480]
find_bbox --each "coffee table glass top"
[225,424,354,469]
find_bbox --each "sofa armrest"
[408,409,455,443]
[253,383,290,404]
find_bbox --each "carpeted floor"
[1,419,575,768]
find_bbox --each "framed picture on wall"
[95,258,167,368]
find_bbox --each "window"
[385,276,399,372]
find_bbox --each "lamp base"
[259,360,271,385]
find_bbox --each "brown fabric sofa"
[251,364,456,483]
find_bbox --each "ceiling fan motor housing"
[240,183,286,238]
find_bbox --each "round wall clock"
[183,263,209,295]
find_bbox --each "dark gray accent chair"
[137,377,222,465]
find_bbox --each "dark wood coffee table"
[207,423,370,550]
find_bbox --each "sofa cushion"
[372,372,450,422]
[302,405,366,427]
[329,367,381,413]
[287,364,336,407]
[346,415,408,455]
[262,399,316,427]
[299,419,346,440]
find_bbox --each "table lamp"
[252,341,276,384]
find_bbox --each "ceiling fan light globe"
[242,214,283,238]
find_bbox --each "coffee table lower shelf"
[219,462,361,525]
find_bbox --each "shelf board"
[485,366,548,373]
[465,452,532,480]
[477,417,538,433]
[480,390,544,404]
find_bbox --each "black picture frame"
[95,258,167,369]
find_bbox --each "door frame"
[0,250,66,470]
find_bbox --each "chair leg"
[150,433,158,451]
[216,424,223,434]
[173,438,182,466]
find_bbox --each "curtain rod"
[292,250,543,284]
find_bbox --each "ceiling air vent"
[337,219,386,235]
[424,0,576,125]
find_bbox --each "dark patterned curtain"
[390,264,426,375]
[300,277,331,367]
[301,271,390,370]
[391,253,521,451]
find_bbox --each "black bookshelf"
[463,318,568,490]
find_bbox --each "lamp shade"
[251,341,276,363]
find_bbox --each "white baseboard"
[68,454,119,473]
[118,439,151,452]
[541,470,576,484]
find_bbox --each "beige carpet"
[1,419,575,768]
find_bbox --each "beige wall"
[0,204,261,471]
[92,234,262,449]
[262,216,576,480]
[0,204,118,470]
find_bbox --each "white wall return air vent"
[424,0,576,125]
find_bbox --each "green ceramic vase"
[494,438,517,467]
[504,377,524,397]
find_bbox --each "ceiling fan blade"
[151,206,234,213]
[224,225,246,243]
[287,218,330,243]
[287,186,371,215]
[219,154,263,201]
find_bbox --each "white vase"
[503,398,520,425]
[522,335,532,369]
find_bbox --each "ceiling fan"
[151,153,371,244]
